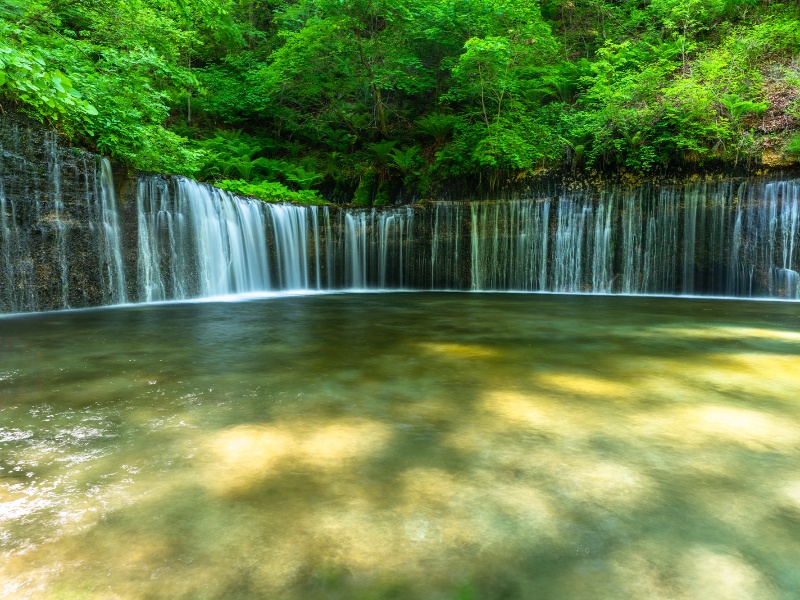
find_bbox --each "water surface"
[1,293,799,599]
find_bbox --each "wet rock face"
[0,112,137,313]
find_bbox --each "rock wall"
[0,111,139,313]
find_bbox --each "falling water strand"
[98,158,127,304]
[270,203,308,291]
[46,133,69,308]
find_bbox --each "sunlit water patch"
[1,293,799,599]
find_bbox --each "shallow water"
[1,293,799,599]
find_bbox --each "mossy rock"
[373,181,390,206]
[353,168,376,206]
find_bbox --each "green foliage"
[368,140,398,166]
[719,94,768,126]
[389,146,422,175]
[215,179,325,204]
[0,0,209,173]
[194,131,264,179]
[1,0,798,200]
[373,181,391,206]
[353,168,377,206]
[0,25,98,125]
[417,114,460,144]
[786,134,800,158]
[284,165,323,190]
[650,0,732,32]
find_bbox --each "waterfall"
[83,156,127,305]
[136,177,170,302]
[2,127,35,312]
[323,207,336,289]
[344,212,367,289]
[620,193,641,293]
[312,206,321,290]
[178,180,270,296]
[4,167,800,314]
[136,177,273,299]
[97,158,127,304]
[591,196,613,293]
[456,180,799,297]
[553,198,588,293]
[642,189,680,294]
[270,203,309,290]
[430,202,463,289]
[467,200,550,291]
[682,185,700,294]
[470,205,481,290]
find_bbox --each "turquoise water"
[1,293,799,599]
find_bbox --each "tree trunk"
[357,39,389,138]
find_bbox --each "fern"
[786,133,800,157]
[719,94,768,125]
[388,146,421,175]
[417,114,460,144]
[285,165,323,190]
[367,140,397,165]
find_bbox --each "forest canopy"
[1,0,799,204]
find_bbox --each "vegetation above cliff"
[1,0,799,204]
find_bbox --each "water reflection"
[0,293,799,599]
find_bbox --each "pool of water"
[1,293,799,599]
